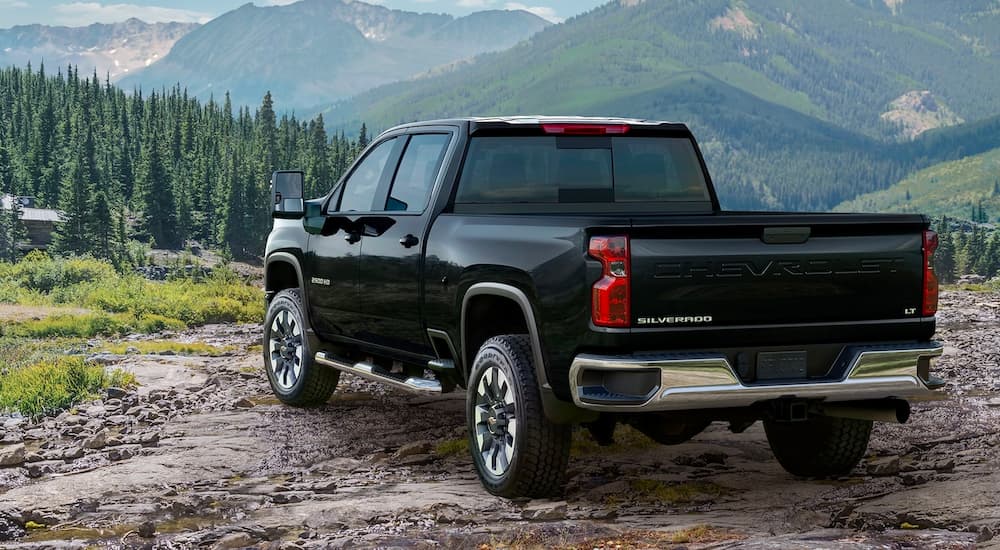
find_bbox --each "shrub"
[5,252,116,293]
[0,356,136,417]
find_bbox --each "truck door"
[356,131,454,356]
[306,135,403,342]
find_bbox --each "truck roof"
[383,116,691,135]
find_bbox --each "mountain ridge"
[117,0,550,109]
[0,19,198,81]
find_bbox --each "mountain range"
[0,18,197,81]
[318,0,1000,212]
[2,0,1000,219]
[117,0,549,109]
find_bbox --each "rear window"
[455,136,710,205]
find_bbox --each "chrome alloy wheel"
[269,309,303,390]
[474,366,517,477]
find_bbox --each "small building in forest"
[1,194,62,250]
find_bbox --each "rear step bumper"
[315,352,442,394]
[568,343,943,412]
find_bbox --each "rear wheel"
[466,335,571,498]
[263,289,339,406]
[764,415,872,477]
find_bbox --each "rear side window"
[455,136,710,205]
[384,133,451,212]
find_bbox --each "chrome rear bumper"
[568,343,943,412]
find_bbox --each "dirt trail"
[0,291,998,548]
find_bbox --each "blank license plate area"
[756,351,807,380]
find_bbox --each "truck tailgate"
[627,214,929,328]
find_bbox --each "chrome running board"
[315,352,442,394]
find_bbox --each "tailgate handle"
[762,227,811,244]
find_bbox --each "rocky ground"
[0,290,997,549]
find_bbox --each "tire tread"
[469,334,571,498]
[265,289,339,406]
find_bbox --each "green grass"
[7,312,186,338]
[0,252,263,337]
[570,424,658,457]
[627,479,728,504]
[434,438,468,458]
[101,340,232,356]
[0,253,262,416]
[0,356,136,417]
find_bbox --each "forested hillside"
[836,146,1000,221]
[0,65,365,262]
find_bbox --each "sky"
[0,0,608,28]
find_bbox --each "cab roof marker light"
[542,124,631,135]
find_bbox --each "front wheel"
[263,289,339,406]
[466,335,571,498]
[764,415,872,477]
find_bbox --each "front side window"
[384,134,451,212]
[455,135,710,205]
[338,137,397,212]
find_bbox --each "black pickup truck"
[263,117,943,498]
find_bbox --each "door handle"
[344,233,361,244]
[399,234,419,248]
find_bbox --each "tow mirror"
[271,171,305,219]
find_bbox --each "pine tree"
[173,158,194,247]
[136,127,178,249]
[933,219,956,283]
[953,230,970,276]
[0,145,13,195]
[0,197,25,262]
[358,123,369,149]
[982,233,1000,279]
[52,137,94,255]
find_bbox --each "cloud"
[503,2,562,22]
[51,2,213,25]
[457,0,494,7]
[0,0,29,8]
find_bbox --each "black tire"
[764,415,872,477]
[466,335,571,498]
[263,289,339,406]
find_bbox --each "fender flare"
[461,282,594,424]
[265,252,305,295]
[265,252,321,351]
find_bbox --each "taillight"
[589,235,630,327]
[922,230,939,316]
[542,123,630,135]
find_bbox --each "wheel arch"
[265,252,304,298]
[265,252,322,352]
[461,282,594,424]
